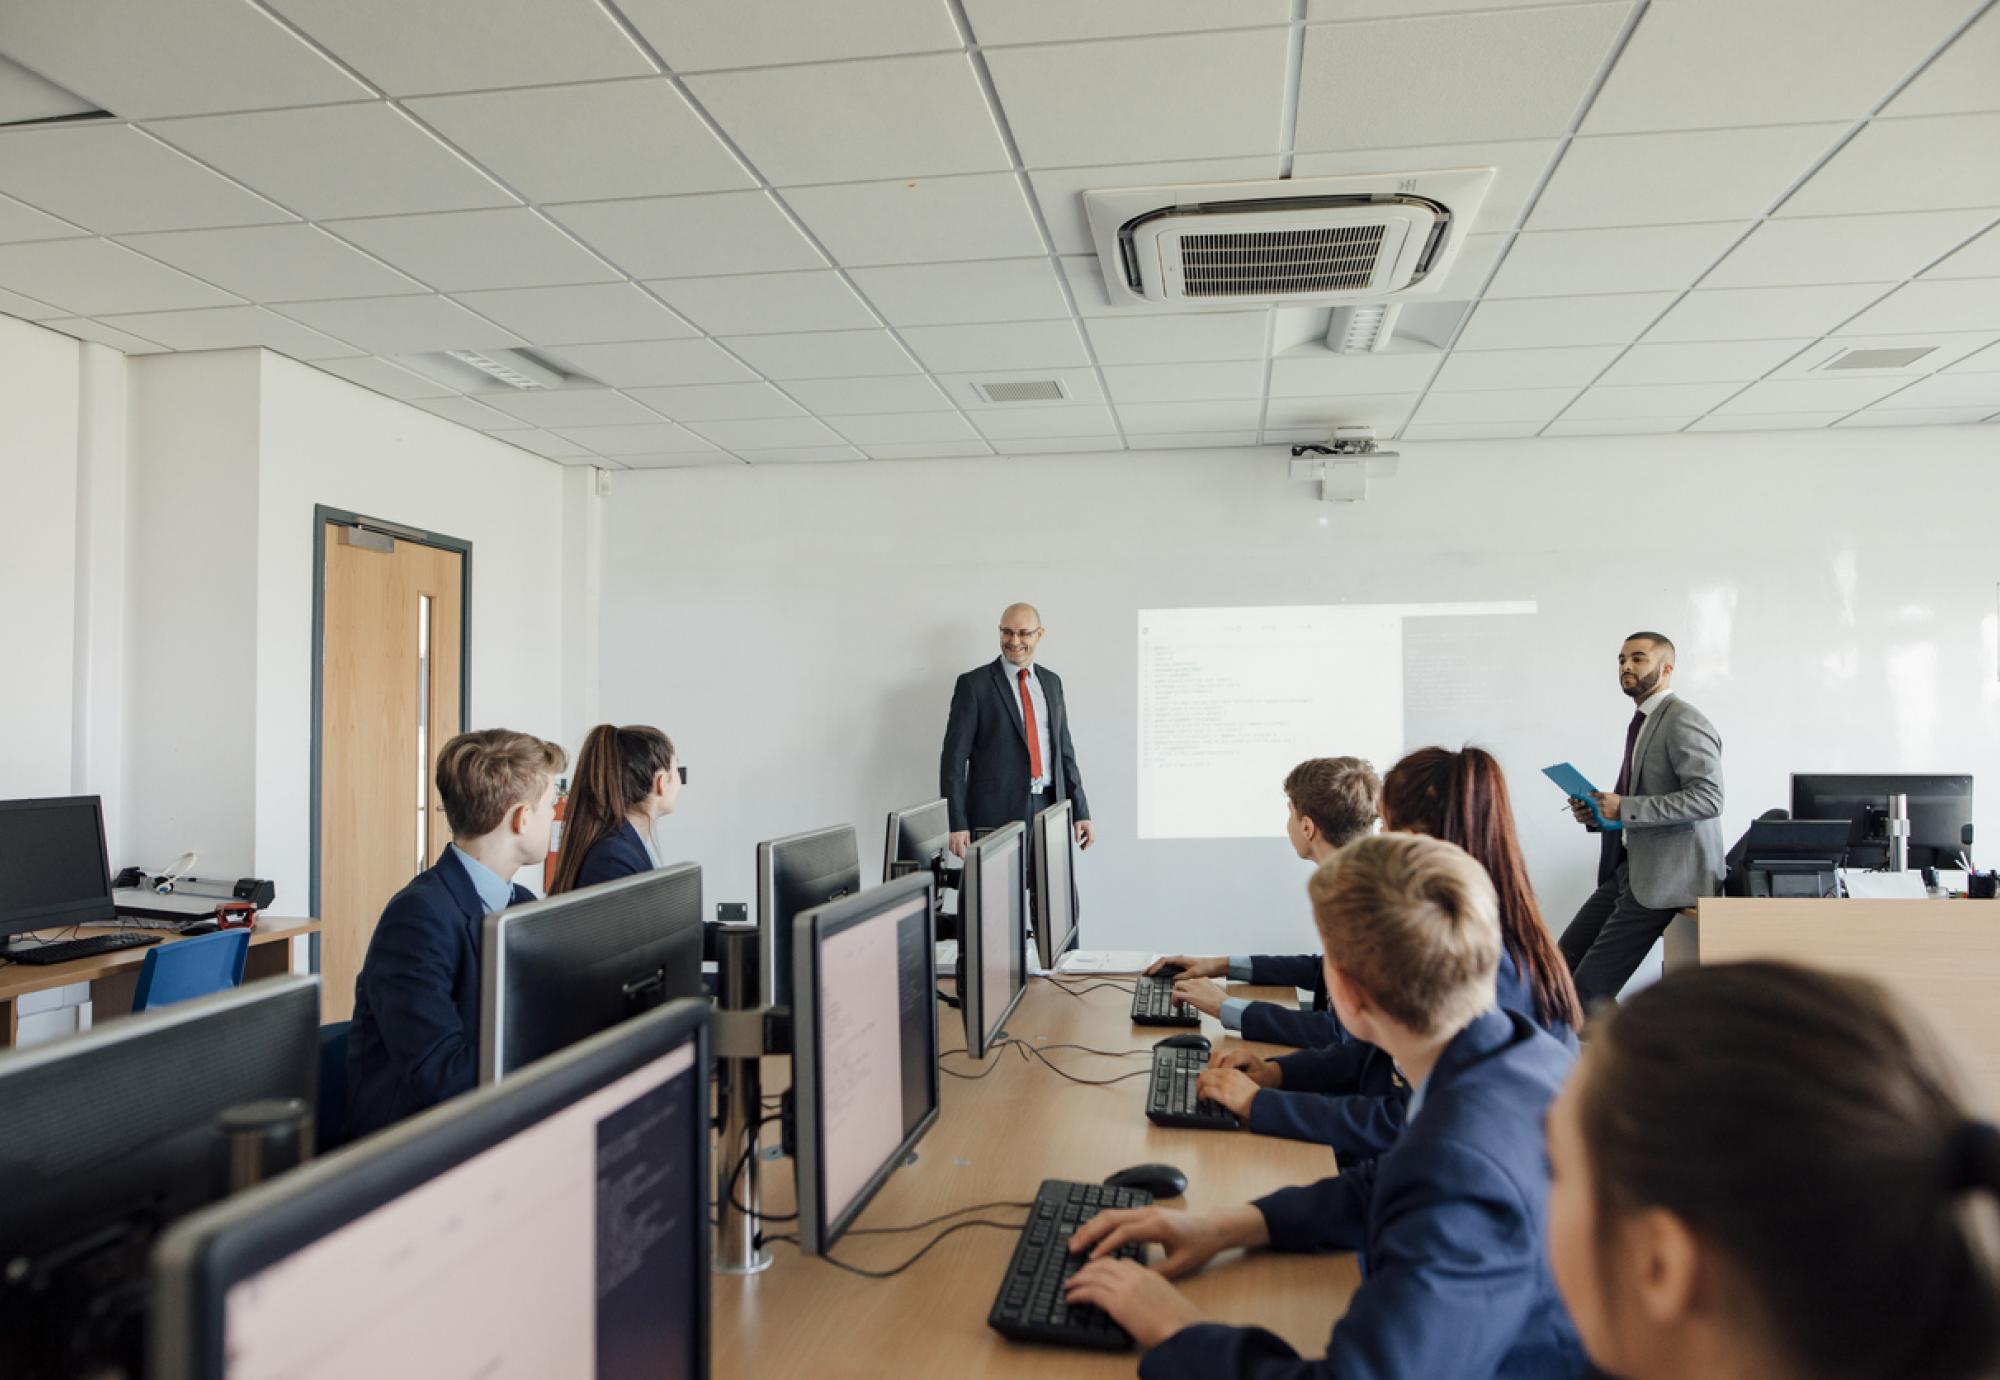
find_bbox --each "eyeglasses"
[999,627,1042,639]
[675,765,688,785]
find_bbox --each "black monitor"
[1789,773,1974,868]
[756,825,861,1011]
[790,873,938,1256]
[152,998,711,1380]
[480,863,706,1083]
[0,794,116,951]
[959,822,1026,1059]
[882,799,951,884]
[1740,818,1849,898]
[0,975,319,1379]
[1031,798,1078,969]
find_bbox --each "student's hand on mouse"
[1196,1066,1261,1119]
[1207,1048,1281,1088]
[1063,1257,1202,1349]
[1172,977,1227,1016]
[1068,1205,1266,1279]
[947,830,971,859]
[1147,955,1224,978]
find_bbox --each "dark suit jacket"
[1144,1010,1586,1380]
[573,819,653,889]
[940,659,1089,834]
[1240,953,1344,1049]
[345,849,534,1139]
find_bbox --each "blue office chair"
[130,928,250,1011]
[317,1020,351,1155]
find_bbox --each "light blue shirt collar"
[1404,1069,1429,1125]
[632,818,661,868]
[448,843,515,914]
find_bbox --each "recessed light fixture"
[444,349,565,390]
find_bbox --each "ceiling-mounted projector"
[1289,428,1399,504]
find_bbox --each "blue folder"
[1543,761,1620,830]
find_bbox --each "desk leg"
[1,997,16,1048]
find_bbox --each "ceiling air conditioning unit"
[1085,168,1492,309]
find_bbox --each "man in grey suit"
[1559,631,1725,1012]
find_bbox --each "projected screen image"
[1137,602,1534,840]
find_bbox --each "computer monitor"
[1031,799,1078,970]
[152,998,711,1380]
[789,873,939,1256]
[0,975,319,1379]
[882,799,951,885]
[1790,773,1975,869]
[0,794,116,950]
[959,822,1026,1060]
[480,863,706,1084]
[756,825,861,1012]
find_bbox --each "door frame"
[308,505,473,969]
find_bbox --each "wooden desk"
[713,979,1359,1379]
[1670,898,2000,1114]
[0,915,321,1046]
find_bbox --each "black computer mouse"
[1105,1163,1188,1198]
[1152,963,1185,981]
[1155,1033,1209,1053]
[179,919,221,936]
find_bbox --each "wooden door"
[319,524,464,1021]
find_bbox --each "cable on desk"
[720,1113,796,1223]
[939,1038,1154,1086]
[809,1218,1029,1279]
[846,1199,1035,1236]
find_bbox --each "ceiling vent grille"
[1179,224,1387,297]
[975,379,1067,403]
[1818,346,1937,371]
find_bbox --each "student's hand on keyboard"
[1063,1257,1202,1349]
[1068,1205,1266,1280]
[1195,1067,1260,1119]
[1146,955,1224,979]
[1208,1048,1282,1088]
[1170,977,1226,1017]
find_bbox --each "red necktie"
[1018,668,1044,780]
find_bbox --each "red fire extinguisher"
[543,777,569,892]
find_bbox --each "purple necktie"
[1612,710,1645,795]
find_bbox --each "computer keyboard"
[1,931,161,965]
[988,1178,1154,1350]
[1129,974,1200,1027]
[1144,1046,1242,1131]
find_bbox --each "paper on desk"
[1839,869,1930,900]
[1543,762,1621,831]
[1056,950,1157,975]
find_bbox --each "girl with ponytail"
[1547,961,2000,1380]
[547,724,680,895]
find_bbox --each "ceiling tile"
[1585,0,1972,133]
[1297,5,1629,150]
[0,54,93,125]
[1685,411,1846,432]
[1114,400,1265,432]
[407,394,531,430]
[827,412,981,444]
[734,446,869,463]
[0,192,83,244]
[272,295,525,354]
[117,223,427,302]
[617,0,963,71]
[546,192,824,279]
[1710,376,1909,414]
[1028,156,1281,254]
[1883,4,2000,117]
[1315,0,1621,13]
[1083,310,1268,365]
[1838,406,1997,427]
[1598,338,1813,385]
[327,209,620,292]
[617,454,740,470]
[1413,388,1580,423]
[1264,393,1420,428]
[1866,372,2000,409]
[972,405,1120,440]
[1126,431,1260,449]
[1949,341,2000,372]
[0,284,64,318]
[502,429,597,459]
[451,284,695,345]
[266,0,653,95]
[1560,382,1742,418]
[935,367,1105,408]
[312,355,458,400]
[404,80,752,203]
[95,305,360,359]
[152,104,517,220]
[986,30,1289,167]
[644,271,878,335]
[1706,210,1995,289]
[862,440,995,459]
[485,389,663,428]
[718,329,919,380]
[1433,345,1621,390]
[784,172,1046,267]
[553,422,715,455]
[1101,361,1264,403]
[1778,114,2000,218]
[1836,278,2000,336]
[1542,417,1698,435]
[0,238,240,315]
[685,417,846,449]
[686,54,1008,185]
[546,339,757,388]
[1644,283,1890,341]
[898,320,1089,373]
[1530,125,1842,229]
[1457,292,1677,349]
[964,0,1290,43]
[992,437,1125,454]
[1487,222,1746,298]
[38,317,173,353]
[624,382,804,421]
[1292,140,1561,235]
[782,375,956,414]
[0,125,291,234]
[0,0,370,118]
[1925,220,2000,279]
[846,259,1070,326]
[1400,422,1546,440]
[1268,350,1441,396]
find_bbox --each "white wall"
[598,427,2000,959]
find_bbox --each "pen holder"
[1968,871,1998,900]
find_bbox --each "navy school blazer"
[1238,953,1346,1049]
[1142,1009,1587,1380]
[345,848,535,1140]
[572,819,653,890]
